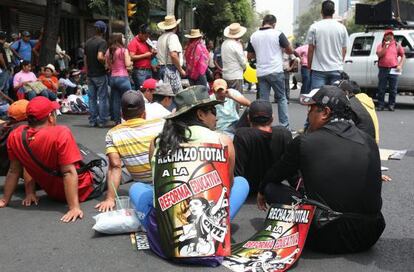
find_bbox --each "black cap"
[249,99,273,124]
[336,80,361,94]
[301,85,350,115]
[139,24,150,34]
[121,90,145,113]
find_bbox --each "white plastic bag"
[92,209,140,234]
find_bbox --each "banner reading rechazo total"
[223,204,315,272]
[154,143,231,258]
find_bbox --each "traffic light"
[127,2,137,18]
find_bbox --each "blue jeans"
[310,70,342,89]
[258,72,289,128]
[110,76,132,123]
[88,75,109,126]
[132,68,152,90]
[377,67,399,107]
[300,66,311,94]
[25,89,57,101]
[189,74,208,87]
[0,71,10,93]
[129,177,250,228]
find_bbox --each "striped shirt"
[106,117,164,182]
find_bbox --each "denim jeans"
[310,70,342,89]
[132,68,152,90]
[284,71,290,100]
[300,66,311,94]
[88,75,109,126]
[377,67,399,107]
[189,74,208,87]
[110,76,132,123]
[129,177,250,228]
[0,71,10,93]
[258,72,289,128]
[25,89,57,101]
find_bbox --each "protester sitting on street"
[95,91,164,212]
[0,97,106,222]
[140,78,157,103]
[105,32,133,125]
[184,29,209,87]
[140,78,170,119]
[258,86,385,253]
[210,79,250,135]
[336,79,379,143]
[152,82,175,113]
[233,100,292,194]
[129,86,249,253]
[38,64,59,94]
[63,69,83,97]
[13,60,37,100]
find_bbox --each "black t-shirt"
[349,96,376,140]
[0,42,8,69]
[85,36,107,77]
[261,121,382,215]
[233,126,292,193]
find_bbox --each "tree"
[293,0,323,44]
[39,0,62,67]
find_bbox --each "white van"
[343,29,414,93]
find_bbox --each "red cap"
[141,78,157,90]
[27,97,60,120]
[384,29,394,36]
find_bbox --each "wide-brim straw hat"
[157,15,182,30]
[166,85,223,119]
[224,23,247,39]
[185,29,203,39]
[44,64,56,73]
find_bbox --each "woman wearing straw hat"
[156,15,186,94]
[184,29,209,87]
[221,23,247,93]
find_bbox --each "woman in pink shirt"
[13,60,37,100]
[105,33,133,124]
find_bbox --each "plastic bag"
[92,209,140,234]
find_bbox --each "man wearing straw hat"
[221,23,247,93]
[156,15,186,94]
[247,14,293,128]
[184,29,209,87]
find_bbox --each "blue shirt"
[11,40,37,62]
[210,88,242,131]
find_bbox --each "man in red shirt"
[376,29,405,111]
[0,97,99,223]
[128,24,155,90]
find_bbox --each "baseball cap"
[248,99,273,124]
[70,69,81,76]
[384,29,394,36]
[27,97,60,120]
[94,20,107,33]
[213,79,227,92]
[121,90,145,112]
[141,78,157,90]
[22,31,31,37]
[155,83,175,97]
[301,85,350,114]
[8,99,29,121]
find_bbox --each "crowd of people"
[0,0,397,263]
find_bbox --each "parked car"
[344,29,414,94]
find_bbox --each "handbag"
[163,34,182,93]
[21,128,106,177]
[24,81,48,94]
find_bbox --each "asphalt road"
[1,90,413,272]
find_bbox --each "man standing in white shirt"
[307,0,349,89]
[247,15,293,128]
[221,23,247,93]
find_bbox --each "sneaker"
[388,105,395,111]
[376,106,384,111]
[89,122,97,127]
[98,121,116,128]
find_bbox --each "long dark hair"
[156,106,211,157]
[108,32,124,64]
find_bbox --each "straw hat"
[157,15,182,30]
[185,29,203,39]
[224,23,247,39]
[44,64,56,73]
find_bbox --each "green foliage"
[294,0,323,44]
